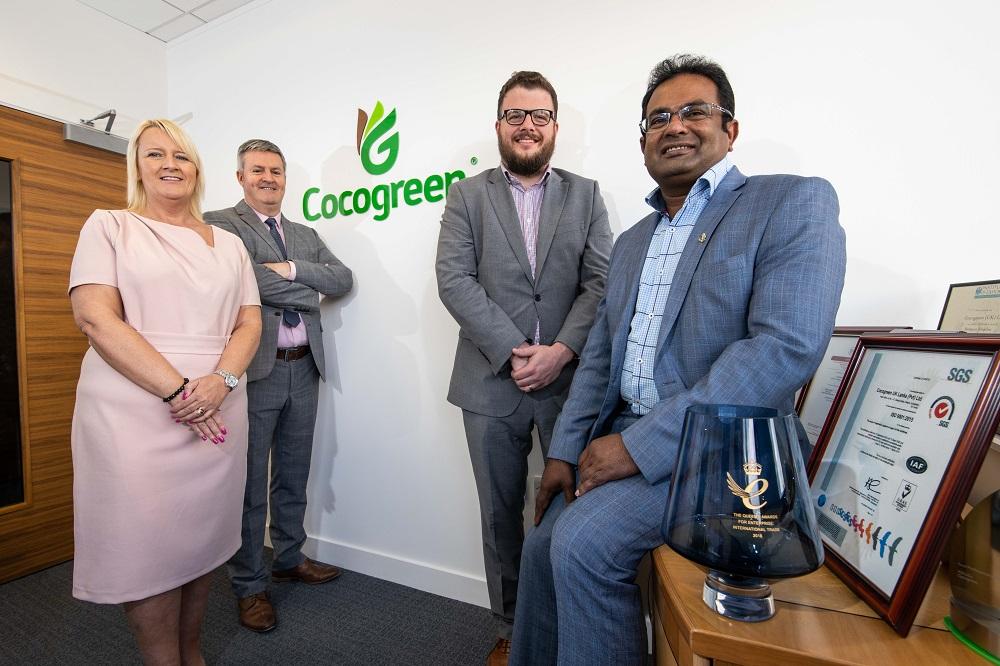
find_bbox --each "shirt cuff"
[287,260,296,281]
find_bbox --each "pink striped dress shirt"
[502,165,551,343]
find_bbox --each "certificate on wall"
[797,327,909,447]
[939,280,1000,333]
[807,334,1000,636]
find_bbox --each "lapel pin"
[698,233,707,243]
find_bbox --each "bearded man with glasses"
[436,70,612,665]
[510,54,847,666]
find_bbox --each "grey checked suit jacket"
[549,169,847,483]
[205,200,353,383]
[436,167,613,418]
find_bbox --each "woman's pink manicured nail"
[182,392,188,400]
[221,427,228,435]
[219,436,225,443]
[210,437,218,444]
[201,435,208,441]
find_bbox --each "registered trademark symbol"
[470,156,478,165]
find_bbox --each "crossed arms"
[206,213,353,311]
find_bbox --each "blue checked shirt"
[621,155,734,415]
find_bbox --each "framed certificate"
[939,280,1000,333]
[797,327,909,448]
[807,334,1000,636]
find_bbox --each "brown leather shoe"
[237,592,276,633]
[486,638,511,666]
[272,557,342,585]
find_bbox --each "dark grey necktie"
[264,217,301,328]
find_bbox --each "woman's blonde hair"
[126,119,205,221]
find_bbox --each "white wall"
[166,0,1000,606]
[6,0,999,608]
[0,0,166,138]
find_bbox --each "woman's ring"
[196,408,205,416]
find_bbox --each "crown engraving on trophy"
[743,461,763,476]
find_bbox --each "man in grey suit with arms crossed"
[510,55,848,665]
[436,71,612,665]
[205,139,353,633]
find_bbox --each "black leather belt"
[276,346,310,362]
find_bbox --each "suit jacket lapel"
[656,168,747,349]
[235,200,284,260]
[533,170,566,282]
[281,213,296,259]
[486,167,534,284]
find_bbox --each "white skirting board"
[304,533,653,655]
[303,535,491,609]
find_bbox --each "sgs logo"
[929,396,955,428]
[948,368,974,383]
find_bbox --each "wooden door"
[0,104,126,583]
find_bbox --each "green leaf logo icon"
[356,101,399,176]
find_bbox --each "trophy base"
[703,571,775,622]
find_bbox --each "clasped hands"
[169,374,230,444]
[510,341,574,393]
[532,433,640,525]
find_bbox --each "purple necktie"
[264,217,301,328]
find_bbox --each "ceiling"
[76,0,256,42]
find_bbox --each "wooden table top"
[652,545,986,666]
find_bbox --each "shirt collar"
[501,164,552,190]
[644,154,734,213]
[247,202,283,228]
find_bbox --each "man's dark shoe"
[486,638,511,666]
[237,592,276,632]
[272,557,342,585]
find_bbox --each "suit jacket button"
[534,294,541,302]
[274,312,281,316]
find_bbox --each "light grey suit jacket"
[205,200,353,382]
[549,169,847,484]
[436,167,613,418]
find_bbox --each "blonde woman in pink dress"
[69,119,261,665]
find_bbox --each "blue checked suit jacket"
[548,168,847,484]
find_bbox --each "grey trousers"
[462,391,563,640]
[228,353,320,598]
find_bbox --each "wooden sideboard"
[652,545,987,665]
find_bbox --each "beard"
[498,130,555,178]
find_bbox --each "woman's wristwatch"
[214,369,239,391]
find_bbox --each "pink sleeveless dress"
[69,209,260,603]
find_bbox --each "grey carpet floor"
[0,559,497,665]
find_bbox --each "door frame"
[0,156,31,517]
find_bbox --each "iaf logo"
[929,396,955,428]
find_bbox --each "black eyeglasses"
[639,103,733,134]
[499,108,555,126]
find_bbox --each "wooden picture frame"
[938,279,1000,333]
[806,334,1000,636]
[796,327,909,448]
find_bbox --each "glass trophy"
[947,490,1000,659]
[663,404,824,621]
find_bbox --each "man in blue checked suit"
[510,55,847,665]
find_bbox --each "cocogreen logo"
[357,101,399,176]
[303,101,467,222]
